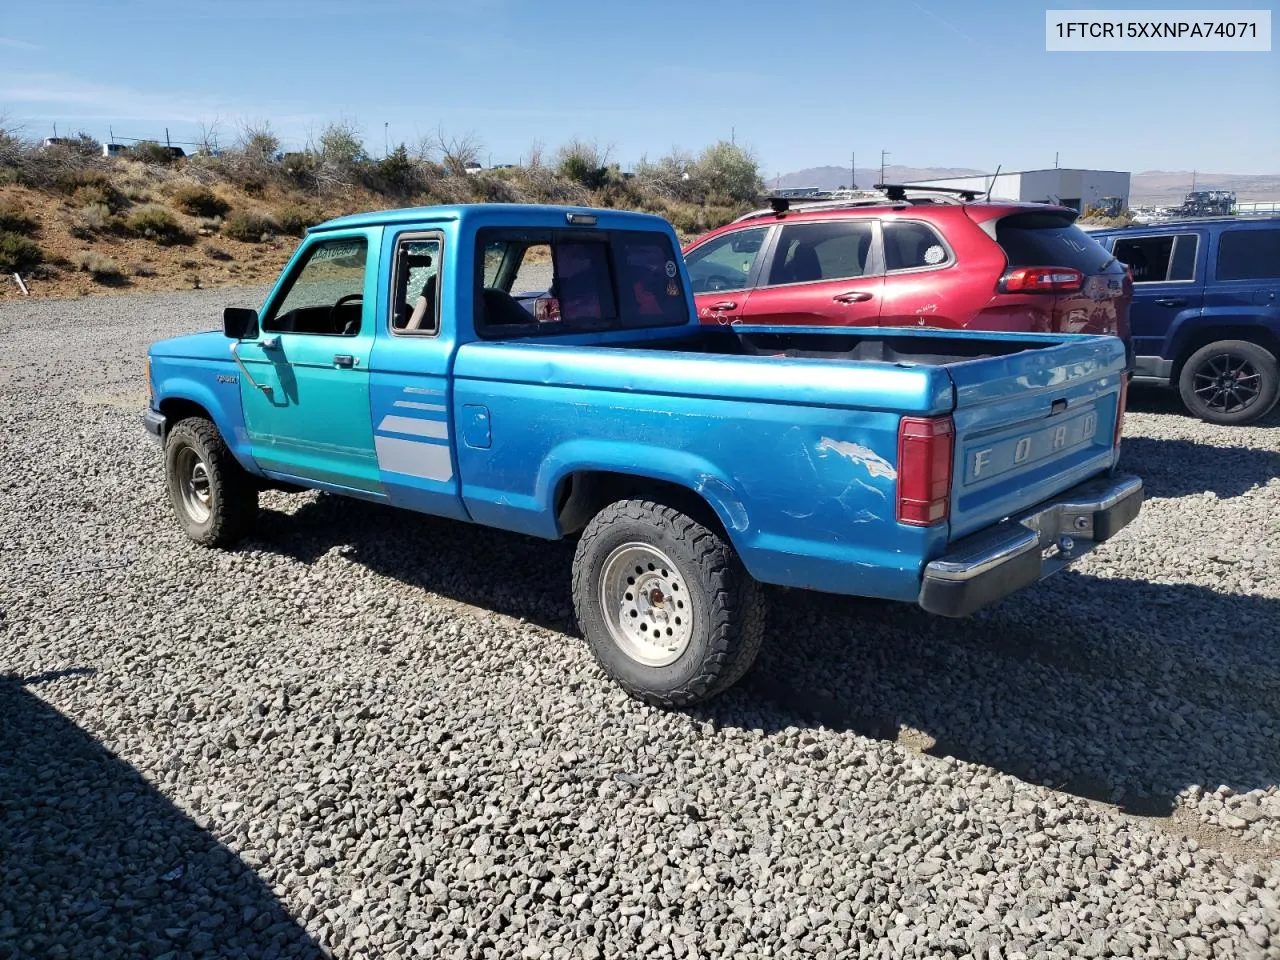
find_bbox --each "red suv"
[682,188,1132,339]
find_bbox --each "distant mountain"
[770,165,987,191]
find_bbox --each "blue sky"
[0,0,1275,175]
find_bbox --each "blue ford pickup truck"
[145,203,1143,706]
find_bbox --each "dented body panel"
[146,203,1140,611]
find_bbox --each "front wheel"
[1178,340,1280,426]
[164,418,258,547]
[572,499,766,708]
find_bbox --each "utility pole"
[384,122,389,159]
[1055,151,1059,168]
[880,150,890,185]
[1191,169,1197,191]
[851,151,857,189]
[165,127,171,148]
[52,122,57,139]
[731,126,735,145]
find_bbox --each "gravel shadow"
[251,494,578,634]
[1126,384,1280,426]
[0,672,325,960]
[715,575,1280,817]
[249,493,1280,818]
[1119,436,1280,499]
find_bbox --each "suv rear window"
[995,213,1114,273]
[1217,228,1280,281]
[475,228,686,337]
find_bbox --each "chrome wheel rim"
[1193,352,1261,414]
[599,543,693,667]
[176,447,212,524]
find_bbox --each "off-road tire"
[1178,339,1280,426]
[572,499,767,708]
[164,418,258,547]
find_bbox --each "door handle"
[833,291,874,304]
[333,354,358,368]
[709,300,737,311]
[1154,298,1187,307]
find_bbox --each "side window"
[391,236,443,335]
[264,237,368,336]
[1114,235,1175,283]
[884,221,950,271]
[1217,228,1280,281]
[685,226,767,293]
[476,229,683,338]
[765,221,874,287]
[1168,234,1198,281]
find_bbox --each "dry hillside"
[0,132,763,301]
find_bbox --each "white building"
[905,168,1131,213]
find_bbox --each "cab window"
[390,236,444,335]
[263,237,368,336]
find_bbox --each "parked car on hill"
[1087,217,1280,425]
[144,203,1141,707]
[683,187,1133,341]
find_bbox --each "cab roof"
[311,203,673,234]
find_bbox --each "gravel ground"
[1,287,1278,960]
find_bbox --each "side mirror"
[533,296,561,322]
[223,306,259,340]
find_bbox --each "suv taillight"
[1115,373,1129,447]
[897,416,954,526]
[999,266,1085,293]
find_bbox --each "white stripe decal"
[375,436,454,482]
[393,400,447,413]
[377,415,448,439]
[403,386,445,396]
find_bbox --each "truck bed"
[632,325,1073,366]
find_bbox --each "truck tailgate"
[946,336,1126,540]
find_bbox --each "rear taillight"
[1115,373,1129,447]
[998,266,1085,293]
[897,416,954,526]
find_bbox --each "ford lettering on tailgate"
[963,408,1099,485]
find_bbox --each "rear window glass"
[1217,228,1280,281]
[476,228,686,337]
[1113,234,1202,283]
[995,213,1114,273]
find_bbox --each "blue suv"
[1089,217,1280,425]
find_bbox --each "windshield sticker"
[311,241,364,263]
[666,279,680,297]
[665,260,677,278]
[924,245,946,265]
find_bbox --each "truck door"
[235,231,383,493]
[1108,230,1205,381]
[365,230,469,521]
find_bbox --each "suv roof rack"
[733,183,987,223]
[874,183,984,202]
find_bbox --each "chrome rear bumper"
[918,474,1143,618]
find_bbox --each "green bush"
[272,203,320,237]
[69,202,119,239]
[0,200,37,235]
[172,184,230,217]
[73,250,125,282]
[126,204,193,245]
[131,141,177,165]
[223,210,280,242]
[0,230,43,271]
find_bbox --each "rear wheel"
[572,499,766,708]
[164,418,258,547]
[1178,340,1279,426]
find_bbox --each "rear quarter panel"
[450,342,954,602]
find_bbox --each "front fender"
[153,362,261,475]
